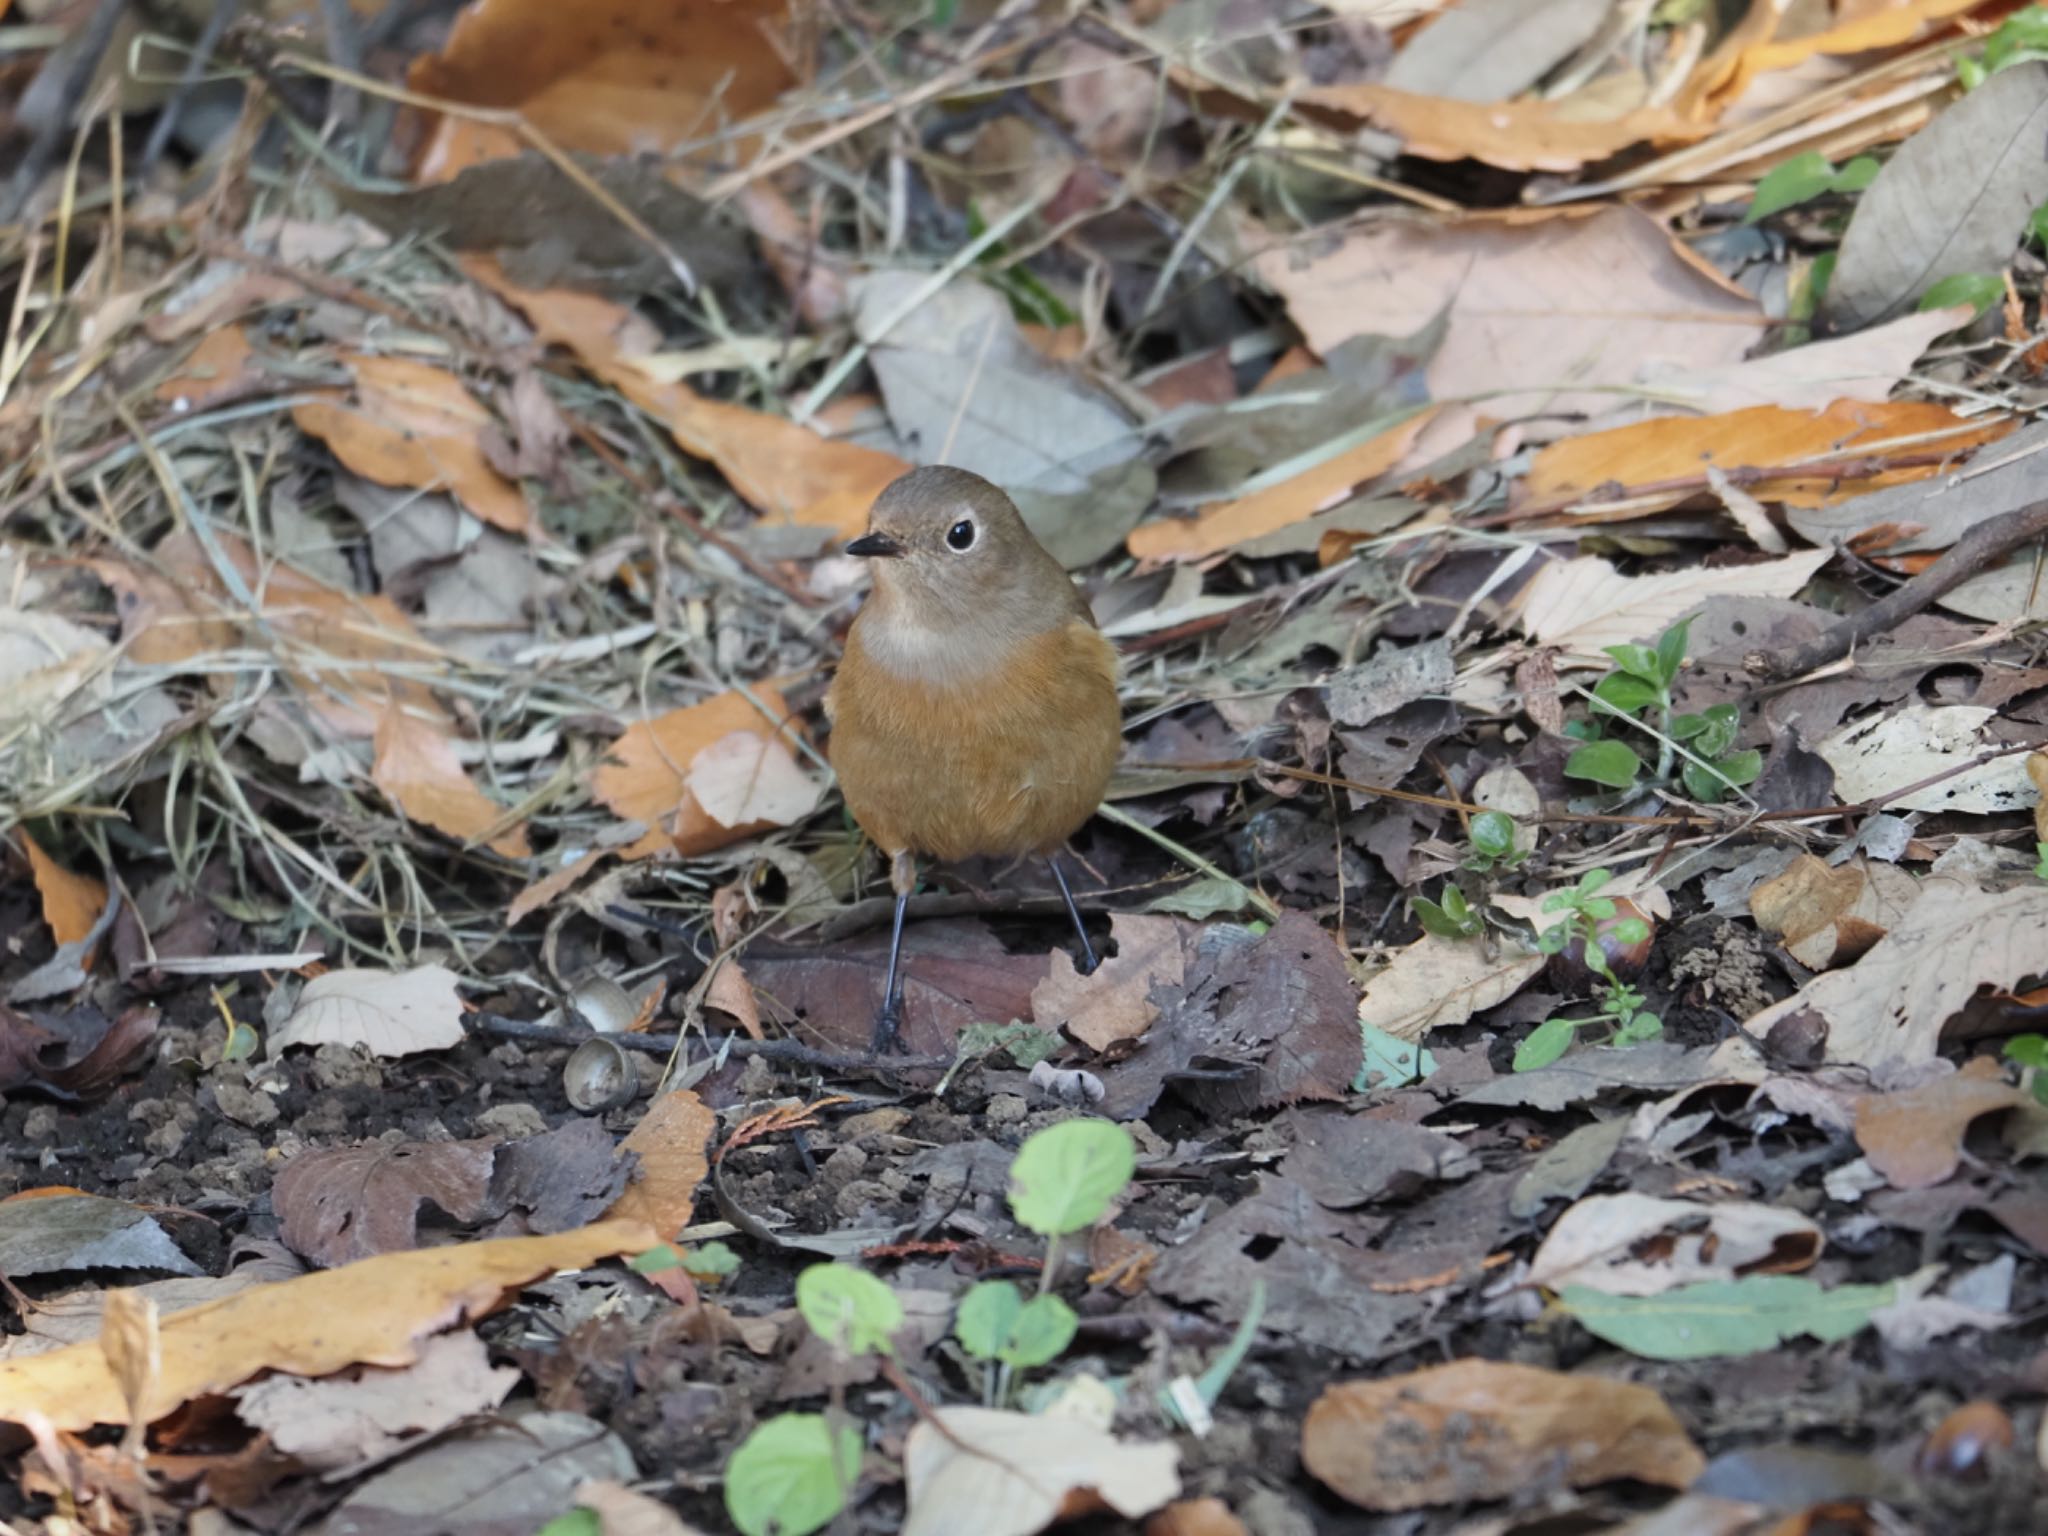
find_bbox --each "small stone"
[821,1145,869,1185]
[984,1094,1030,1127]
[842,1107,912,1140]
[212,1078,279,1129]
[475,1103,549,1139]
[21,1106,58,1143]
[310,1042,382,1092]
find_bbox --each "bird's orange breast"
[826,619,1121,864]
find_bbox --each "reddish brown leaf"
[1853,1058,2028,1191]
[273,1140,499,1267]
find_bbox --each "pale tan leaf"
[1358,935,1546,1042]
[902,1406,1181,1536]
[1529,1193,1822,1296]
[1514,549,1831,663]
[1817,705,2040,815]
[270,966,467,1057]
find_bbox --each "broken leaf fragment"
[1302,1359,1703,1509]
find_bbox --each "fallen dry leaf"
[273,1139,499,1267]
[683,729,825,830]
[231,1329,518,1469]
[901,1405,1181,1536]
[1749,854,1919,971]
[373,704,531,859]
[467,259,906,536]
[1255,208,1763,426]
[1357,933,1547,1042]
[1520,401,2011,518]
[0,1220,655,1430]
[604,1088,714,1241]
[1817,704,2040,814]
[20,833,105,949]
[1302,1359,1704,1510]
[293,354,533,535]
[589,685,810,859]
[92,528,449,740]
[1853,1058,2029,1191]
[1126,411,1432,562]
[269,965,469,1057]
[407,0,795,180]
[154,325,260,413]
[1741,881,2048,1070]
[1144,1499,1247,1536]
[1528,1193,1822,1296]
[1032,912,1190,1051]
[1514,548,1832,663]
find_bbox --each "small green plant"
[1958,6,2048,88]
[1515,870,1662,1071]
[1462,809,1528,873]
[2007,1035,2048,1106]
[1007,1118,1136,1243]
[1918,272,2003,317]
[2033,840,2048,881]
[1413,883,1483,941]
[724,1263,901,1536]
[953,1279,1078,1404]
[1563,618,1761,803]
[1742,151,1878,225]
[724,1413,864,1536]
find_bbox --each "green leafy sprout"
[1416,810,1526,942]
[1514,869,1662,1072]
[2007,1034,2048,1106]
[1743,151,1878,225]
[1562,617,1762,804]
[1958,6,2048,89]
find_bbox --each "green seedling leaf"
[1558,1275,1895,1360]
[1577,870,1613,897]
[1414,889,1481,941]
[2035,841,2048,880]
[796,1263,902,1357]
[956,1020,1059,1069]
[1592,671,1661,715]
[1715,748,1762,787]
[1001,1293,1078,1369]
[954,1279,1024,1361]
[1833,156,1879,193]
[1145,874,1254,919]
[1654,616,1691,685]
[1744,151,1837,223]
[686,1240,741,1281]
[725,1413,863,1536]
[1009,1118,1136,1236]
[1355,1023,1437,1092]
[1612,1011,1664,1046]
[631,1244,683,1274]
[1469,811,1516,861]
[1603,642,1664,684]
[1670,712,1709,741]
[2006,1034,2048,1070]
[537,1514,599,1536]
[1160,1278,1267,1430]
[1565,740,1644,789]
[1514,1017,1576,1072]
[1919,272,2002,317]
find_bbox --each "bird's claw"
[869,1000,905,1056]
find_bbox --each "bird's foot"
[1074,944,1101,978]
[869,999,905,1056]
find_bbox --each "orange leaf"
[1292,82,1710,174]
[605,1090,714,1240]
[0,1220,656,1431]
[1521,400,2013,518]
[1705,0,1985,118]
[292,355,532,535]
[371,704,531,859]
[466,257,907,536]
[406,0,796,180]
[590,685,812,859]
[91,529,449,739]
[155,326,257,413]
[21,833,106,949]
[1126,411,1434,562]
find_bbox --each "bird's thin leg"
[870,852,916,1054]
[1048,856,1099,976]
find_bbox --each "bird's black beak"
[845,531,905,559]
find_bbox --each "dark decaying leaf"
[1150,1176,1419,1355]
[273,1139,499,1267]
[747,919,1052,1056]
[1277,1106,1475,1208]
[489,1118,634,1233]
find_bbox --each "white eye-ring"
[946,518,977,552]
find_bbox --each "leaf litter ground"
[2,1,2048,1533]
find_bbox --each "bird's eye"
[946,518,976,551]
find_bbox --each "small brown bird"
[826,466,1122,1052]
